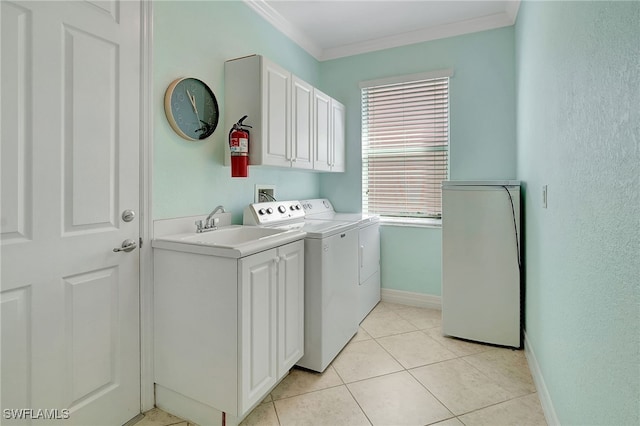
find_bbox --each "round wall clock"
[164,77,219,141]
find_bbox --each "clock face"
[164,78,219,141]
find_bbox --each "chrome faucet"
[195,205,226,233]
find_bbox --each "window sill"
[379,217,442,229]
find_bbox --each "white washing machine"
[244,200,359,372]
[300,199,381,323]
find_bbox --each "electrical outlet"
[542,185,548,208]
[255,184,276,203]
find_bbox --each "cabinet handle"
[359,245,364,268]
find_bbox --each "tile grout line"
[270,400,283,426]
[452,391,541,420]
[270,382,345,403]
[366,307,537,424]
[342,382,374,426]
[255,304,541,425]
[370,323,457,422]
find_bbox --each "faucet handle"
[195,219,204,232]
[206,217,220,229]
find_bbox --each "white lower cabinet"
[238,241,304,410]
[154,240,304,426]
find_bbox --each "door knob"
[113,239,137,253]
[122,209,136,222]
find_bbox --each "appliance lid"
[304,211,380,225]
[301,198,380,226]
[268,219,357,238]
[442,180,521,188]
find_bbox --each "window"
[361,70,451,221]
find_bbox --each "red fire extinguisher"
[229,115,251,177]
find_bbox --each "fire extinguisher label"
[230,138,249,153]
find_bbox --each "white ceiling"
[245,0,520,61]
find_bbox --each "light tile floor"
[135,302,547,426]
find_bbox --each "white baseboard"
[155,384,225,426]
[524,332,560,426]
[381,288,441,310]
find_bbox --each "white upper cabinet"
[291,76,314,169]
[262,60,291,167]
[330,98,346,172]
[313,89,332,171]
[225,55,345,172]
[314,90,345,172]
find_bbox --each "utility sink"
[152,224,306,258]
[177,225,286,247]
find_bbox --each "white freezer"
[441,181,521,348]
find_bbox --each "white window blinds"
[361,70,451,219]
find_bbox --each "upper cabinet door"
[331,99,346,172]
[291,76,314,169]
[262,59,291,167]
[313,89,332,171]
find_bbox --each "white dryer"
[300,199,381,323]
[244,200,359,372]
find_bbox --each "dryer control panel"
[300,198,334,214]
[244,200,305,225]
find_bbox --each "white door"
[262,59,291,167]
[239,249,278,413]
[313,89,331,171]
[1,1,141,425]
[276,241,304,378]
[291,76,313,169]
[330,99,346,172]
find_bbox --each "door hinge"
[139,237,143,248]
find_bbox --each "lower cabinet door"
[276,241,305,378]
[239,249,278,413]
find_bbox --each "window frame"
[360,69,453,226]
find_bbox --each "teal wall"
[152,2,640,422]
[319,28,516,295]
[153,1,321,221]
[516,1,640,425]
[379,225,442,295]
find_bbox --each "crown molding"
[244,0,520,62]
[321,8,519,61]
[505,0,522,24]
[243,0,323,60]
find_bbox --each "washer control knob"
[278,205,286,214]
[266,207,274,214]
[258,208,266,215]
[290,205,295,211]
[295,204,301,210]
